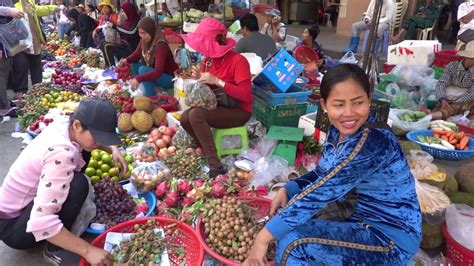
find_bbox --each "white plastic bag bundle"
[339,51,357,64]
[446,204,474,251]
[389,109,432,134]
[407,150,438,181]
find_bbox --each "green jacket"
[419,4,439,24]
[15,0,56,44]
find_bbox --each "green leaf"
[176,247,185,256]
[232,241,239,249]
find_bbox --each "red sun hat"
[181,18,236,58]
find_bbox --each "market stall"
[5,4,474,265]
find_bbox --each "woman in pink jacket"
[0,99,126,266]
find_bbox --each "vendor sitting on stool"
[431,41,474,121]
[120,17,178,96]
[296,25,326,71]
[0,99,126,265]
[180,18,253,178]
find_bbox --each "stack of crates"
[252,49,308,129]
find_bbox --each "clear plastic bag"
[415,180,450,219]
[171,126,195,149]
[0,18,30,56]
[130,161,172,192]
[407,150,438,181]
[389,108,432,135]
[390,64,434,88]
[250,155,289,188]
[71,177,96,236]
[448,111,470,126]
[240,137,278,163]
[184,82,217,110]
[339,51,357,64]
[446,204,474,251]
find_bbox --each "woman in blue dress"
[244,64,422,265]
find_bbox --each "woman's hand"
[269,187,288,217]
[84,245,113,266]
[9,8,25,19]
[191,65,201,79]
[198,72,218,85]
[92,30,98,41]
[118,58,127,66]
[111,146,127,176]
[129,79,139,90]
[243,238,269,266]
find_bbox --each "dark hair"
[320,64,371,101]
[86,4,95,10]
[239,13,259,32]
[216,34,228,45]
[69,113,88,130]
[307,25,320,41]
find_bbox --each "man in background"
[235,13,276,60]
[457,0,474,43]
[260,8,287,48]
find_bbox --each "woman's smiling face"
[320,78,371,139]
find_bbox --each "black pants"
[101,42,132,67]
[11,52,42,93]
[0,172,89,250]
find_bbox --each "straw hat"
[97,0,116,13]
[458,41,474,59]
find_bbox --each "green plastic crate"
[253,94,307,129]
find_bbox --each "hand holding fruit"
[243,238,268,266]
[191,65,201,79]
[269,187,288,217]
[111,148,128,176]
[129,79,139,90]
[9,8,24,19]
[84,245,113,266]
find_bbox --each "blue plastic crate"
[406,130,474,161]
[253,84,311,105]
[253,49,303,92]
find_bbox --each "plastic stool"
[361,30,389,55]
[213,126,249,158]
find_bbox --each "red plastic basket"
[252,4,276,14]
[196,197,273,265]
[163,29,183,45]
[442,224,474,265]
[433,50,463,68]
[233,7,250,18]
[458,124,474,137]
[79,217,204,266]
[149,95,178,112]
[294,45,319,65]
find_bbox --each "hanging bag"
[0,18,30,56]
[204,58,240,108]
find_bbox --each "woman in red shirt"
[181,18,253,177]
[120,17,178,96]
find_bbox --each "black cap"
[72,99,121,146]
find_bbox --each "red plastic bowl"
[442,224,474,265]
[196,197,273,265]
[79,217,204,266]
[294,45,319,65]
[149,95,178,112]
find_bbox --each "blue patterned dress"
[266,122,422,265]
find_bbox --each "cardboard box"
[298,112,316,136]
[387,40,442,66]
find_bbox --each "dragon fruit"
[182,194,195,206]
[135,202,149,215]
[178,179,191,195]
[155,182,170,199]
[256,186,268,196]
[214,174,229,183]
[165,191,179,207]
[193,179,205,188]
[211,181,226,198]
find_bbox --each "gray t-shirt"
[235,31,277,60]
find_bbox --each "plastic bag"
[446,204,474,251]
[171,126,195,149]
[222,135,243,150]
[72,35,81,47]
[240,137,278,163]
[250,155,289,188]
[448,111,470,126]
[130,161,172,192]
[184,82,217,110]
[339,51,357,64]
[0,18,30,56]
[390,64,434,88]
[407,150,438,181]
[389,109,432,135]
[102,23,121,44]
[415,179,450,216]
[71,177,96,236]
